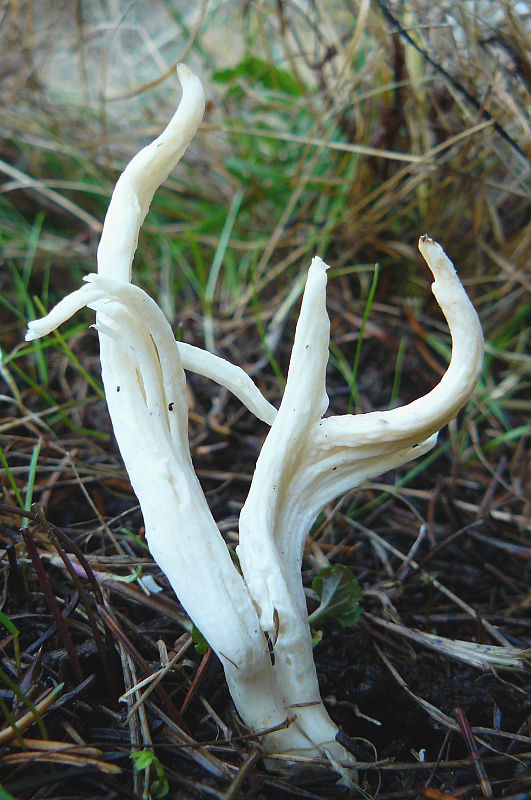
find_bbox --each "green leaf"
[113,565,142,584]
[120,527,149,551]
[309,565,363,628]
[150,777,169,798]
[191,625,209,655]
[130,749,155,771]
[130,750,169,796]
[213,57,303,96]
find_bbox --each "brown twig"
[21,527,83,682]
[97,604,190,734]
[454,706,494,800]
[179,646,214,718]
[33,507,118,695]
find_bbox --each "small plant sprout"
[26,66,484,767]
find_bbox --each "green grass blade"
[0,666,49,740]
[0,697,25,747]
[203,188,244,352]
[33,296,104,399]
[24,438,42,524]
[350,263,379,411]
[390,336,407,407]
[9,263,48,385]
[0,446,25,509]
[351,441,449,518]
[22,213,45,288]
[0,611,20,675]
[252,288,285,388]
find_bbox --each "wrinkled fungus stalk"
[27,66,484,768]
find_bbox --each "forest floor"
[0,2,529,799]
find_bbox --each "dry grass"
[0,2,529,798]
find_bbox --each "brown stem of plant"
[179,647,213,718]
[454,705,494,799]
[21,528,83,683]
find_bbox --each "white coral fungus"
[26,66,484,766]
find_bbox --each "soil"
[1,314,529,799]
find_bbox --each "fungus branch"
[238,245,483,750]
[26,279,276,425]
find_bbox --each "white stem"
[238,257,345,753]
[238,258,330,628]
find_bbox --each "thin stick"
[454,706,494,799]
[179,647,213,717]
[97,604,189,734]
[21,528,82,682]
